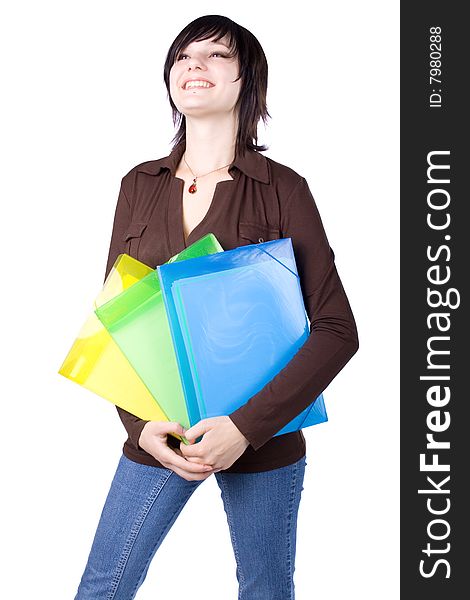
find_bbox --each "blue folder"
[157,237,327,438]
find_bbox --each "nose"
[186,55,206,71]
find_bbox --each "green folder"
[95,233,224,430]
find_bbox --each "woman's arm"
[103,180,150,451]
[228,176,360,451]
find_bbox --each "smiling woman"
[73,13,359,600]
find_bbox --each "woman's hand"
[180,416,250,472]
[138,421,215,481]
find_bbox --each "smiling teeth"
[185,81,212,89]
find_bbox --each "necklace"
[183,152,232,194]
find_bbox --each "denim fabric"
[75,452,307,599]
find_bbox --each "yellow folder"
[59,254,171,424]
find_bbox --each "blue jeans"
[75,453,307,599]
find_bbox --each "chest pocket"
[123,222,147,259]
[238,222,281,245]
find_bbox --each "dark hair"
[163,15,271,156]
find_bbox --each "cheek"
[169,71,182,98]
[169,63,182,84]
[228,68,241,91]
[230,79,242,101]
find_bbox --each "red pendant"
[188,179,197,194]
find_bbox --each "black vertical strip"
[401,3,466,597]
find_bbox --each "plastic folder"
[157,238,327,438]
[95,233,224,430]
[58,254,170,423]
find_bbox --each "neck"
[183,114,238,174]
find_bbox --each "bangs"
[170,19,239,64]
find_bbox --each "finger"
[183,455,213,468]
[185,455,214,466]
[172,467,214,482]
[173,447,208,464]
[178,441,211,464]
[161,448,213,473]
[184,421,209,441]
[180,441,204,459]
[163,422,186,436]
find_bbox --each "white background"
[1,1,399,598]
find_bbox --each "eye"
[176,51,228,61]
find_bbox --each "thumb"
[184,420,209,441]
[164,421,186,436]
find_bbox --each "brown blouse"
[103,140,359,473]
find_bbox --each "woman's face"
[169,35,241,120]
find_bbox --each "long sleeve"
[103,180,150,451]
[228,176,359,451]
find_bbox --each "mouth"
[182,80,215,91]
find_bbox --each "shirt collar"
[136,139,270,184]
